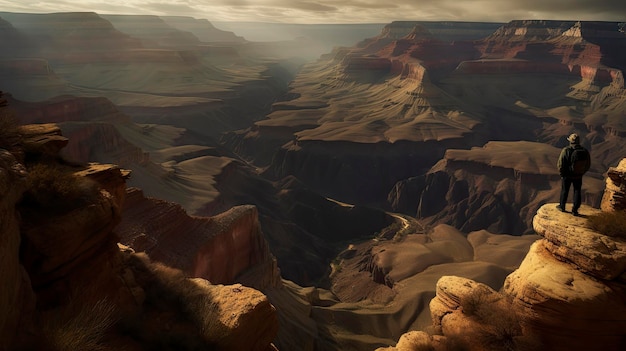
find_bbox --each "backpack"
[569,147,590,176]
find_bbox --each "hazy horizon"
[1,0,625,24]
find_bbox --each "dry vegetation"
[119,253,221,350]
[459,288,492,318]
[41,298,118,351]
[455,289,541,351]
[20,163,99,214]
[588,211,626,239]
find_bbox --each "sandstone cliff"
[117,187,281,289]
[0,118,279,350]
[380,159,626,351]
[389,141,606,234]
[226,19,626,222]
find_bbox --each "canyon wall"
[229,19,626,234]
[0,120,280,350]
[389,141,606,234]
[0,149,34,350]
[118,188,281,289]
[380,159,626,351]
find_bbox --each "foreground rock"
[533,204,626,279]
[602,158,626,212]
[505,239,626,350]
[0,122,279,350]
[381,159,626,351]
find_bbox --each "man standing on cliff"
[557,133,591,216]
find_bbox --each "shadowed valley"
[1,13,626,351]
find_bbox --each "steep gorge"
[380,159,626,351]
[0,118,281,350]
[3,16,626,351]
[228,19,626,233]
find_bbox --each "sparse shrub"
[458,289,534,351]
[588,211,626,239]
[21,163,99,214]
[478,306,521,351]
[118,253,219,350]
[459,288,491,318]
[41,297,118,351]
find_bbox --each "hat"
[567,133,580,144]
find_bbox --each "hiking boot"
[556,205,566,212]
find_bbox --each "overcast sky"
[1,0,625,23]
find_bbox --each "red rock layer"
[118,188,280,289]
[10,95,127,124]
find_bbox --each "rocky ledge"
[602,158,626,211]
[380,159,626,351]
[117,188,281,290]
[0,121,279,350]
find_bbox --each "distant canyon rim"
[1,12,626,350]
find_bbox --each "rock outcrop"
[117,187,281,289]
[1,119,279,350]
[389,141,605,234]
[18,123,69,158]
[376,21,503,42]
[230,19,626,214]
[382,159,626,351]
[602,158,626,211]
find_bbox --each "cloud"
[144,2,201,15]
[0,0,624,23]
[289,2,337,12]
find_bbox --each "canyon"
[1,13,626,350]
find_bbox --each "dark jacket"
[557,144,591,179]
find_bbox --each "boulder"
[19,123,68,157]
[430,276,519,351]
[503,240,626,350]
[533,203,626,280]
[191,279,278,351]
[602,158,626,211]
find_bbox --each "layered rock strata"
[389,141,605,234]
[231,19,626,215]
[602,158,626,211]
[117,187,281,289]
[382,160,626,351]
[1,121,280,350]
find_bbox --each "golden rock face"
[602,158,626,212]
